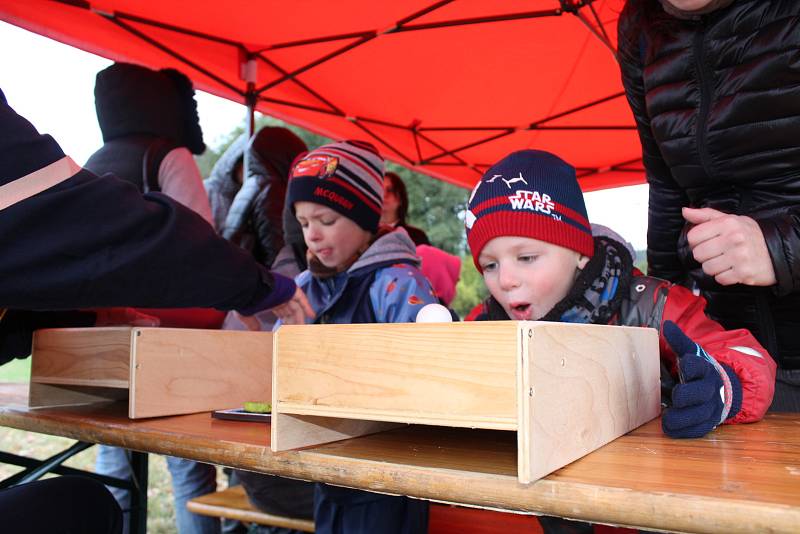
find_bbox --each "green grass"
[0,428,181,533]
[0,427,237,532]
[0,362,240,532]
[0,358,31,382]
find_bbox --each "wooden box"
[272,321,660,483]
[30,327,273,418]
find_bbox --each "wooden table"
[0,383,798,533]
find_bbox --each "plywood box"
[30,327,273,418]
[272,321,660,483]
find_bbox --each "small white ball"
[415,303,453,323]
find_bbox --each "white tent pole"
[241,55,258,137]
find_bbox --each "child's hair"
[384,171,410,224]
[286,140,384,233]
[465,149,594,270]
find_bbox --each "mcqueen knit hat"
[465,149,594,270]
[287,140,384,233]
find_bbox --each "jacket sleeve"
[754,207,800,297]
[617,9,688,282]
[659,282,776,424]
[158,147,214,226]
[250,170,286,268]
[222,146,286,268]
[0,168,294,314]
[370,265,439,323]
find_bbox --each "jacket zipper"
[693,26,714,181]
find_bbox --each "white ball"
[415,303,453,323]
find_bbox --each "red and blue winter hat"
[287,140,384,233]
[465,150,594,270]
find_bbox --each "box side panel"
[274,322,518,429]
[29,382,129,408]
[31,327,132,388]
[524,323,660,482]
[516,324,531,482]
[271,412,403,452]
[130,328,273,418]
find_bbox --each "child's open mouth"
[509,302,532,320]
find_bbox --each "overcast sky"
[0,21,649,250]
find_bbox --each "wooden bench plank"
[188,485,552,534]
[186,485,315,532]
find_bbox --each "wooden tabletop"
[0,383,798,533]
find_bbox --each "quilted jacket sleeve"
[617,8,688,282]
[755,207,800,297]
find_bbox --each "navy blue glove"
[661,321,742,439]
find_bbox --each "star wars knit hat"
[465,149,594,270]
[287,140,384,233]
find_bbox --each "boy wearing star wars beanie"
[466,150,775,441]
[283,140,437,534]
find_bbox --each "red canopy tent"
[1,0,641,191]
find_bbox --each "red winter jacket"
[472,273,775,425]
[620,276,775,424]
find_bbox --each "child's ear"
[577,255,590,269]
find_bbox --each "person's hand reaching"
[269,287,315,325]
[661,320,742,439]
[94,307,160,327]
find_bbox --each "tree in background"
[196,114,486,318]
[195,115,330,178]
[385,164,488,319]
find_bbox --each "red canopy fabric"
[1,0,642,191]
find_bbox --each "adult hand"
[683,207,776,286]
[269,287,315,325]
[94,307,160,327]
[661,321,741,439]
[232,312,261,331]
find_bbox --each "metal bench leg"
[128,451,149,534]
[0,441,93,488]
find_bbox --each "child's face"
[478,236,589,321]
[295,201,372,270]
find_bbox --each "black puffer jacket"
[205,127,307,267]
[618,0,800,368]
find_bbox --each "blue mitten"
[661,321,743,439]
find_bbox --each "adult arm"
[249,161,287,267]
[617,9,688,281]
[755,206,800,296]
[158,147,214,226]
[221,145,286,267]
[0,152,294,313]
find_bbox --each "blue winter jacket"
[291,229,438,325]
